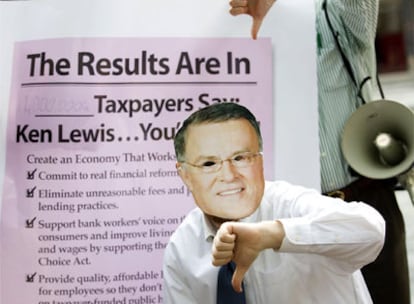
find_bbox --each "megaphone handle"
[398,168,414,207]
[406,174,414,207]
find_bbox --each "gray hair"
[174,103,263,162]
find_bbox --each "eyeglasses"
[182,151,262,173]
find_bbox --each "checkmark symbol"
[27,168,37,180]
[25,217,37,228]
[26,186,36,198]
[26,272,36,283]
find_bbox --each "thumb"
[251,17,263,40]
[231,264,248,293]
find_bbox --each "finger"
[231,264,248,293]
[217,233,236,245]
[215,231,236,246]
[251,17,263,40]
[212,251,233,261]
[212,256,232,267]
[229,0,249,16]
[213,242,234,253]
[211,243,234,260]
[229,0,248,7]
[217,222,237,242]
[230,7,249,16]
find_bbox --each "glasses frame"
[181,151,263,173]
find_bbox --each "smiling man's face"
[177,118,264,224]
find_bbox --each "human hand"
[229,0,276,39]
[212,221,284,292]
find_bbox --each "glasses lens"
[232,153,255,167]
[201,160,219,173]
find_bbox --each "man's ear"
[176,162,192,191]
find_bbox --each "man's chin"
[205,211,251,228]
[206,214,235,226]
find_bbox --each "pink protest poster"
[1,37,273,303]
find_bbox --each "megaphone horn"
[341,99,414,180]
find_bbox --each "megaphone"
[341,99,414,180]
[341,99,414,205]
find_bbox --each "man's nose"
[218,160,238,181]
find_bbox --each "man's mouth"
[217,188,243,196]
